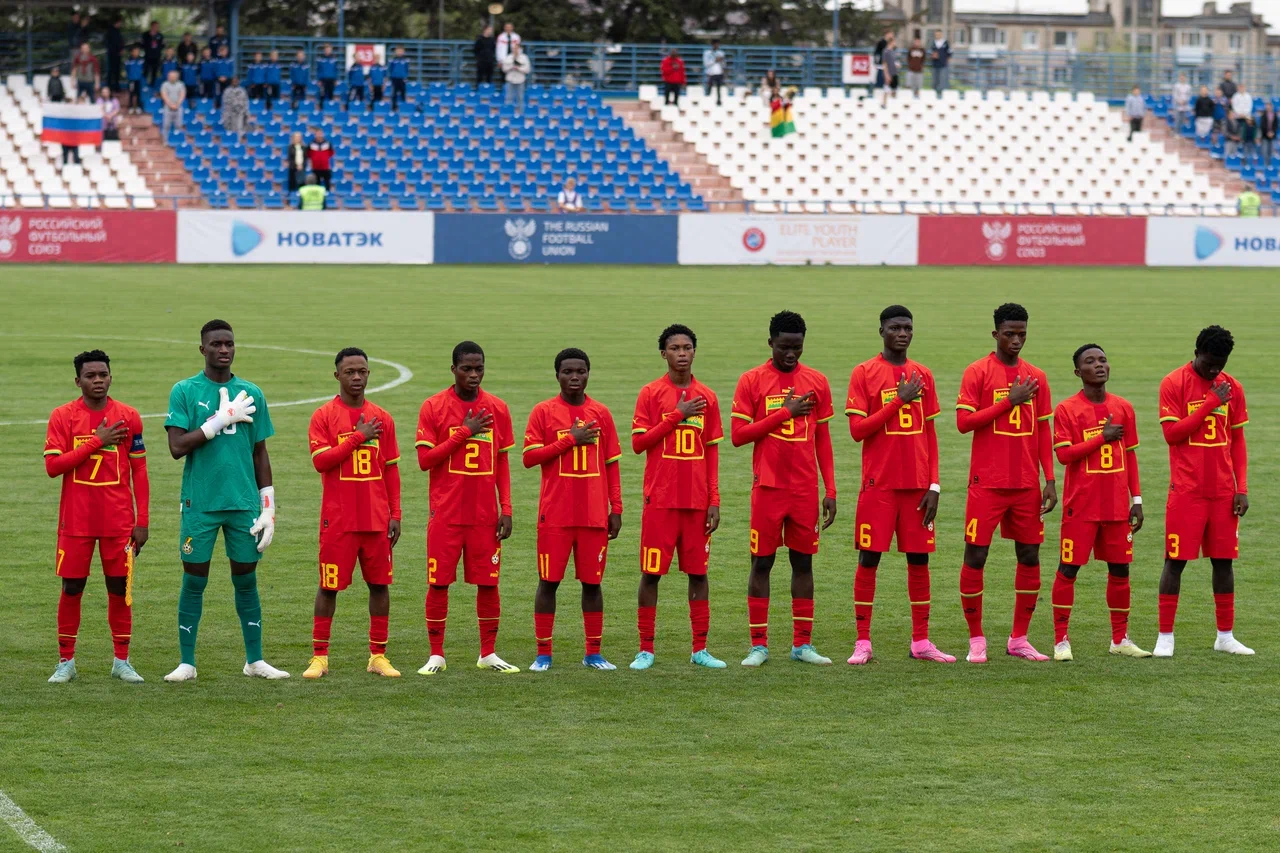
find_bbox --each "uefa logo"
[742,227,766,252]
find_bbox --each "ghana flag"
[769,93,795,138]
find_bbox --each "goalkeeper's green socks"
[177,572,208,666]
[231,571,264,664]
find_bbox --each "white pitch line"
[0,791,65,852]
[0,334,414,427]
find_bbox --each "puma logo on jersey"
[197,400,211,411]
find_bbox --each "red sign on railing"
[0,211,177,263]
[917,215,1147,265]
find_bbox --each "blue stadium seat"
[262,196,285,210]
[370,196,393,211]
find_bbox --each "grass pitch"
[1,265,1278,852]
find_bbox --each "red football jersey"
[1053,391,1139,522]
[632,374,724,510]
[845,354,940,490]
[956,353,1053,489]
[43,397,145,537]
[524,395,622,529]
[415,387,515,527]
[309,397,400,534]
[1159,363,1248,499]
[732,361,834,492]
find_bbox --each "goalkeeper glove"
[249,486,275,553]
[200,386,257,440]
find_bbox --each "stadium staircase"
[120,114,205,207]
[611,100,743,210]
[1144,118,1246,200]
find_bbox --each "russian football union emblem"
[742,227,766,252]
[982,220,1012,261]
[505,218,537,261]
[0,215,22,258]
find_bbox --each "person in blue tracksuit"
[214,45,233,107]
[316,45,338,103]
[345,61,365,111]
[160,48,179,89]
[264,50,282,108]
[125,47,144,114]
[368,60,385,110]
[290,50,310,110]
[247,51,267,99]
[181,58,200,106]
[199,47,217,99]
[389,46,409,113]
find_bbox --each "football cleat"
[417,655,447,675]
[48,658,77,684]
[367,654,401,677]
[1006,636,1050,661]
[303,655,329,679]
[966,636,988,664]
[741,646,769,667]
[690,649,727,669]
[163,663,197,682]
[111,658,145,683]
[909,639,956,663]
[1053,640,1074,662]
[529,655,553,672]
[630,651,655,671]
[1152,633,1175,658]
[1110,637,1152,658]
[243,659,290,679]
[1213,634,1255,656]
[790,644,832,665]
[847,639,873,665]
[582,653,616,670]
[476,653,520,673]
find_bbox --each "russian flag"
[40,103,104,146]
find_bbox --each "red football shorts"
[1165,492,1239,561]
[640,507,710,576]
[427,518,502,587]
[56,534,132,579]
[537,526,610,584]
[1059,518,1133,566]
[855,486,936,554]
[964,486,1044,547]
[318,528,393,591]
[750,486,819,557]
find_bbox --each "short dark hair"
[879,305,912,325]
[1196,325,1235,357]
[993,303,1029,328]
[452,340,485,366]
[555,347,590,371]
[658,323,697,351]
[335,346,367,367]
[73,349,110,376]
[769,310,806,338]
[1072,343,1103,367]
[200,318,232,341]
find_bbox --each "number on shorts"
[1060,539,1074,563]
[643,547,662,574]
[538,553,551,580]
[321,562,340,589]
[1167,533,1180,559]
[353,448,373,475]
[428,557,438,584]
[56,548,66,575]
[1099,444,1113,469]
[965,517,979,543]
[749,528,759,555]
[858,523,873,550]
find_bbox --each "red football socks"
[1158,593,1179,634]
[583,610,603,655]
[369,614,388,656]
[57,590,81,660]
[906,564,931,642]
[1214,592,1235,633]
[960,565,984,638]
[637,605,657,654]
[792,598,814,647]
[1106,575,1131,644]
[1051,571,1075,644]
[106,592,131,660]
[853,566,877,642]
[689,598,709,653]
[1012,563,1041,639]
[425,585,448,656]
[534,611,554,657]
[312,615,332,656]
[747,596,769,647]
[476,586,501,657]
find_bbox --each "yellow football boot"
[367,653,401,677]
[303,655,328,679]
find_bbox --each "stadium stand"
[640,85,1236,215]
[1153,92,1280,205]
[155,80,705,212]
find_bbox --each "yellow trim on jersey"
[523,443,544,452]
[1125,443,1139,451]
[924,412,940,421]
[128,451,146,458]
[844,408,868,417]
[705,437,724,445]
[44,449,63,456]
[1053,441,1071,449]
[499,443,516,453]
[816,415,834,424]
[414,440,435,449]
[955,404,977,412]
[605,454,622,464]
[1037,414,1052,421]
[1159,416,1178,423]
[730,412,753,422]
[631,427,647,434]
[311,445,332,458]
[385,456,401,466]
[1232,420,1248,429]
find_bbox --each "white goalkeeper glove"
[249,486,275,553]
[200,386,257,440]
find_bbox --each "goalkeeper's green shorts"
[179,509,261,564]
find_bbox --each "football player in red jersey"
[1153,326,1252,657]
[629,324,726,670]
[43,350,149,684]
[415,341,518,675]
[304,348,402,679]
[731,310,837,667]
[1050,344,1151,661]
[524,348,623,671]
[846,306,954,665]
[955,303,1057,664]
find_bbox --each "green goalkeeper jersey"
[165,372,275,513]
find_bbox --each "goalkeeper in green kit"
[163,319,289,681]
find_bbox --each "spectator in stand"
[299,174,327,210]
[290,49,310,109]
[287,131,307,192]
[1230,83,1253,122]
[1259,101,1277,166]
[475,26,497,85]
[317,45,339,104]
[930,29,951,94]
[214,45,233,107]
[125,47,144,113]
[46,67,66,103]
[160,68,186,140]
[905,36,927,97]
[141,21,164,88]
[308,128,335,190]
[199,47,217,100]
[1213,86,1227,141]
[557,176,583,212]
[264,51,282,109]
[105,17,124,92]
[67,11,86,70]
[1219,70,1236,101]
[176,32,199,66]
[1241,113,1258,163]
[1125,86,1145,142]
[703,40,726,106]
[345,60,366,111]
[1193,85,1215,141]
[181,54,200,106]
[496,23,521,66]
[390,46,409,112]
[661,48,686,107]
[880,33,899,107]
[502,43,532,115]
[761,69,780,103]
[873,30,889,92]
[368,59,385,110]
[100,86,121,142]
[221,76,250,139]
[248,52,267,100]
[1172,73,1192,130]
[160,47,179,89]
[1224,110,1242,159]
[1237,182,1261,216]
[208,25,228,58]
[71,43,100,102]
